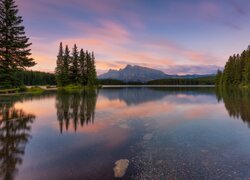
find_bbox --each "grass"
[0,84,102,95]
[27,87,45,94]
[0,86,45,95]
[58,84,101,92]
[0,88,19,94]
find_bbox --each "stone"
[119,124,129,129]
[113,159,129,178]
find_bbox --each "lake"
[1,87,250,180]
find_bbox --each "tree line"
[216,46,250,87]
[14,71,56,86]
[98,76,215,85]
[147,76,215,85]
[55,43,97,87]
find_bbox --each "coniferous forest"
[14,71,56,86]
[55,43,97,87]
[216,46,250,88]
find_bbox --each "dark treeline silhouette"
[0,0,36,88]
[14,70,56,86]
[216,46,250,87]
[147,76,215,85]
[216,88,250,128]
[0,96,35,180]
[55,43,97,87]
[56,89,98,133]
[98,76,215,85]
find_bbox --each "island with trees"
[55,43,98,90]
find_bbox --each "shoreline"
[0,85,215,96]
[102,85,215,88]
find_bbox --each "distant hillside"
[98,64,215,82]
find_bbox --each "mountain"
[98,65,215,82]
[99,65,170,82]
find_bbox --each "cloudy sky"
[17,0,250,75]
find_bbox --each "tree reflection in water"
[0,96,35,180]
[56,89,99,133]
[216,88,250,127]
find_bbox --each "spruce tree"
[62,45,70,85]
[79,49,87,85]
[215,69,222,87]
[55,42,64,86]
[86,51,92,85]
[0,0,36,88]
[85,51,97,86]
[90,51,97,85]
[69,44,79,84]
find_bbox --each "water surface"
[1,87,250,179]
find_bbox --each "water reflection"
[100,87,215,106]
[2,87,250,179]
[0,97,35,180]
[216,88,250,127]
[56,89,99,133]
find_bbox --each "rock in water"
[113,159,129,178]
[143,133,153,140]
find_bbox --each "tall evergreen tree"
[86,51,93,86]
[55,42,64,86]
[79,49,87,85]
[62,45,70,85]
[0,0,36,88]
[90,51,97,85]
[215,69,222,87]
[69,44,79,84]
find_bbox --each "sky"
[16,0,250,75]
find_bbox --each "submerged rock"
[143,133,153,140]
[113,159,129,178]
[119,124,129,129]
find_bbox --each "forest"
[147,76,215,85]
[14,71,56,86]
[216,46,250,87]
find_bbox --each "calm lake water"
[1,87,250,180]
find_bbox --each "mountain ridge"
[98,65,215,82]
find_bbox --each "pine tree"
[243,53,250,85]
[215,69,222,87]
[55,42,64,86]
[62,45,70,85]
[79,49,87,85]
[90,51,97,85]
[69,44,79,84]
[86,51,96,86]
[0,0,36,88]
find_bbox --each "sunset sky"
[17,0,250,75]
